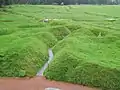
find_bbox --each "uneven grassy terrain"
[0,5,120,90]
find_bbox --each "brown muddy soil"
[0,76,99,90]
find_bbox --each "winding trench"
[36,49,54,76]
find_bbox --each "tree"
[0,0,10,7]
[0,0,3,7]
[1,0,120,5]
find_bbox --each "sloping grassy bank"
[45,26,120,90]
[0,37,48,77]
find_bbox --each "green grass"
[0,5,120,90]
[45,28,120,90]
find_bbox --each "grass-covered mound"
[45,49,120,90]
[0,37,48,77]
[45,27,120,90]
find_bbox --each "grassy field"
[0,5,120,90]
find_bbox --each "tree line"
[1,0,120,7]
[41,0,120,5]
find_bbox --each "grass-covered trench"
[0,5,120,90]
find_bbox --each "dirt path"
[0,76,98,90]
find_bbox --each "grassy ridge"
[45,49,120,90]
[45,28,120,90]
[0,37,48,76]
[45,25,120,90]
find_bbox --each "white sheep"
[43,19,49,22]
[61,2,64,5]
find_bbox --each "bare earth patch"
[0,76,99,90]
